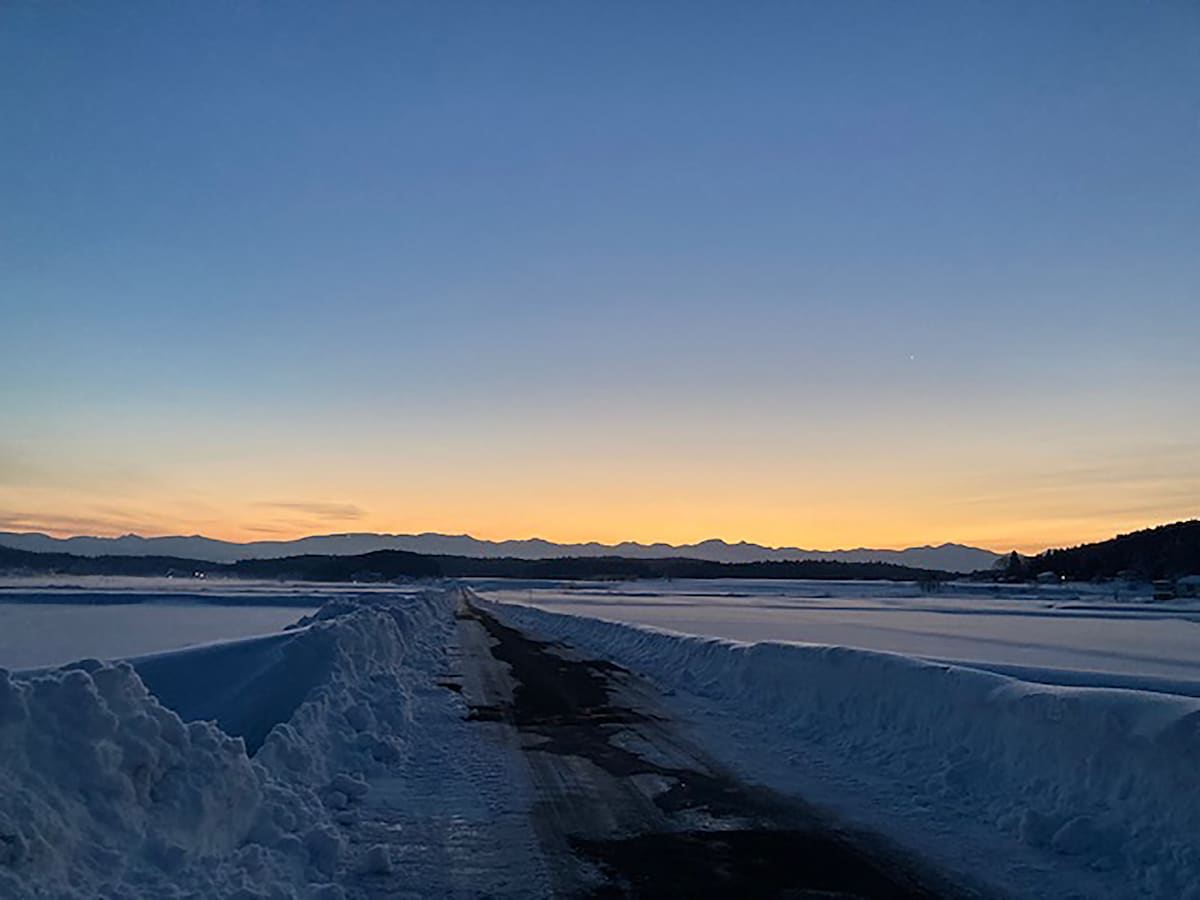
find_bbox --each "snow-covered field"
[0,577,421,670]
[0,604,318,670]
[477,578,1200,695]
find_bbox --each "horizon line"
[1,526,1032,556]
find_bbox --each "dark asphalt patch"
[464,605,635,724]
[574,829,927,899]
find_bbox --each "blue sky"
[2,2,1198,551]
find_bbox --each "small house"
[1153,580,1177,601]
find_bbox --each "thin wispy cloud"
[253,501,366,521]
[952,443,1200,505]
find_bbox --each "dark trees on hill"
[1027,520,1200,581]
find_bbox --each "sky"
[2,1,1198,554]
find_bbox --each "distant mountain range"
[0,531,1003,574]
[0,545,955,583]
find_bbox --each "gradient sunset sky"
[2,2,1198,554]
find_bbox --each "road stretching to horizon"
[404,597,987,898]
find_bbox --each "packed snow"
[484,594,1200,900]
[478,578,1200,694]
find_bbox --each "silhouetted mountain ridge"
[0,544,950,582]
[0,531,1001,573]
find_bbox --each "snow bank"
[125,629,327,755]
[254,590,454,787]
[0,661,325,898]
[0,588,458,899]
[487,597,1200,899]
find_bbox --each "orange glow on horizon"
[3,429,1195,558]
[2,499,1189,557]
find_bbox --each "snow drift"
[487,596,1200,899]
[0,588,458,900]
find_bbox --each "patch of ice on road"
[609,727,712,774]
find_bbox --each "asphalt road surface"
[452,597,985,899]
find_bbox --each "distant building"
[1176,575,1200,599]
[1036,572,1060,585]
[1153,580,1177,601]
